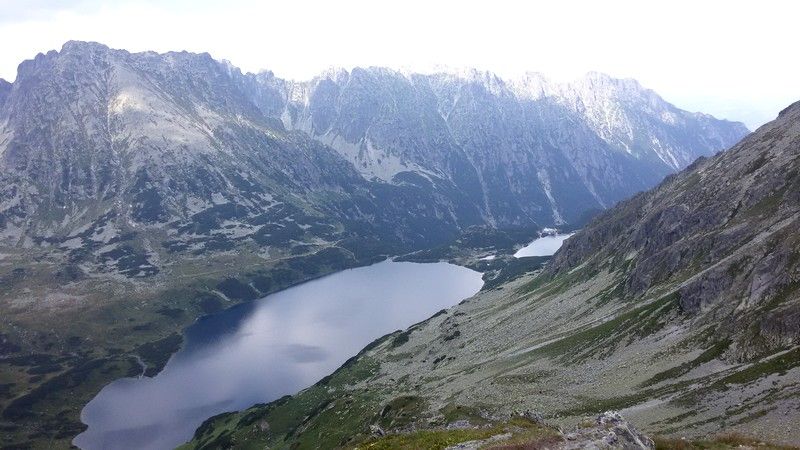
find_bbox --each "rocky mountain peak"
[505,71,549,99]
[60,39,109,52]
[0,42,750,278]
[779,99,800,118]
[0,78,10,108]
[580,71,645,91]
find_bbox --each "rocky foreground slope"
[186,102,800,448]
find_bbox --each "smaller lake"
[513,233,574,258]
[74,260,483,450]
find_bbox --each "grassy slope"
[0,224,542,449]
[0,241,383,449]
[182,260,800,448]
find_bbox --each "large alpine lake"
[74,260,484,450]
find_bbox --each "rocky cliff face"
[0,43,470,281]
[261,68,748,225]
[549,100,800,358]
[0,79,10,108]
[191,101,800,447]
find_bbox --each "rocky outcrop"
[0,79,10,108]
[563,412,655,449]
[447,412,656,450]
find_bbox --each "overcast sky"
[1,0,798,129]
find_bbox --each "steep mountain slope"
[547,97,800,362]
[249,68,747,224]
[191,102,800,448]
[0,42,476,267]
[0,42,747,283]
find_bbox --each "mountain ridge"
[252,61,747,216]
[0,41,748,270]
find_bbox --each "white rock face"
[262,66,747,224]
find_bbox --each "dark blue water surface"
[74,260,483,450]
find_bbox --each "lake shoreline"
[75,261,484,450]
[72,227,561,450]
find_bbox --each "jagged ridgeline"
[0,41,746,276]
[185,102,800,447]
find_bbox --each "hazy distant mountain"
[249,67,748,223]
[0,41,748,279]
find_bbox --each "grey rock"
[562,411,655,449]
[0,41,748,282]
[549,99,800,358]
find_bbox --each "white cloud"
[0,0,798,129]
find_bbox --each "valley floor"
[0,226,539,449]
[0,243,383,449]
